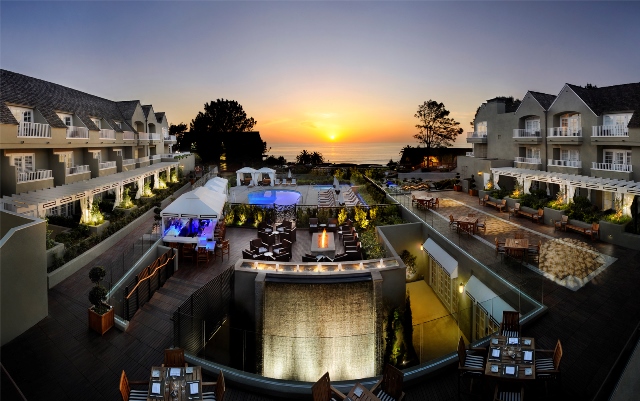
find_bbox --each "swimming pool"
[248,190,302,206]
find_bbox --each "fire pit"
[310,229,335,257]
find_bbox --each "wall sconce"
[46,141,50,144]
[68,142,71,144]
[459,282,465,294]
[420,243,424,251]
[86,141,89,144]
[20,141,24,144]
[478,171,483,176]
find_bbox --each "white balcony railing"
[549,127,582,137]
[513,129,541,138]
[150,133,161,141]
[17,169,52,183]
[163,135,177,142]
[591,162,632,172]
[465,152,474,157]
[514,157,541,164]
[66,126,89,139]
[150,155,161,160]
[138,132,150,141]
[136,156,150,164]
[18,122,51,138]
[99,129,116,139]
[99,161,117,169]
[466,131,487,139]
[548,159,581,168]
[66,165,90,175]
[122,158,136,166]
[123,131,135,140]
[592,125,629,137]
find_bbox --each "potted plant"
[88,266,114,335]
[453,173,462,191]
[400,250,418,282]
[468,174,478,196]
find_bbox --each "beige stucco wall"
[0,211,48,346]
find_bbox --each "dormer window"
[9,106,32,123]
[114,121,122,129]
[603,113,632,127]
[91,118,101,129]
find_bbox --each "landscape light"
[459,282,465,294]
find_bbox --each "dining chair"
[586,222,600,241]
[163,347,187,367]
[535,339,563,395]
[202,370,225,401]
[476,219,486,234]
[181,243,195,263]
[370,364,405,401]
[495,238,506,257]
[312,372,346,401]
[119,370,148,401]
[493,382,524,401]
[500,311,521,337]
[432,197,440,209]
[216,240,230,261]
[555,215,568,231]
[327,217,338,232]
[514,232,525,239]
[449,215,458,231]
[528,240,541,263]
[457,336,486,399]
[197,247,210,267]
[532,208,544,224]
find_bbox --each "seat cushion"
[502,330,518,337]
[536,357,554,372]
[375,389,396,401]
[497,391,521,401]
[464,353,484,369]
[129,389,147,401]
[202,391,216,400]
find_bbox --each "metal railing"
[99,129,116,139]
[549,127,581,137]
[124,249,176,321]
[514,157,541,164]
[513,129,541,138]
[138,132,150,140]
[150,155,161,160]
[150,133,161,141]
[592,125,629,137]
[123,131,136,140]
[136,156,150,163]
[466,131,487,138]
[99,161,117,169]
[591,162,632,172]
[17,122,51,138]
[17,169,52,183]
[66,165,90,175]
[548,159,581,168]
[164,135,177,142]
[122,158,136,166]
[66,126,89,139]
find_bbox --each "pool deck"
[230,184,338,206]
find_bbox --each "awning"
[1,161,179,217]
[491,167,640,195]
[422,238,458,278]
[161,187,226,219]
[464,275,515,324]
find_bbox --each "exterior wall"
[515,94,550,167]
[0,211,48,346]
[457,156,512,183]
[475,101,517,161]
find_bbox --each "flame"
[318,228,328,249]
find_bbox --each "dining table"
[456,216,478,234]
[504,238,529,261]
[147,366,203,400]
[346,383,381,401]
[485,335,536,381]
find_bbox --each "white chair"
[291,178,296,185]
[275,178,281,185]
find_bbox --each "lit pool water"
[248,190,302,205]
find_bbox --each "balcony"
[123,131,136,140]
[592,162,632,172]
[122,158,136,166]
[66,165,90,175]
[514,157,541,164]
[138,133,150,141]
[592,125,629,137]
[17,122,51,138]
[164,135,177,143]
[150,155,161,160]
[150,133,161,141]
[513,129,543,143]
[547,127,582,145]
[66,126,89,139]
[99,129,116,140]
[99,161,117,170]
[548,159,582,168]
[17,169,52,183]
[466,131,487,143]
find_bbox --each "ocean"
[267,142,409,165]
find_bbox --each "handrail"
[18,122,51,138]
[66,126,89,139]
[125,253,175,300]
[592,125,629,137]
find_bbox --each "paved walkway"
[2,189,639,400]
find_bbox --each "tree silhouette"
[414,100,463,168]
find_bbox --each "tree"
[170,123,188,151]
[310,152,324,165]
[414,100,463,168]
[296,150,311,165]
[189,99,258,162]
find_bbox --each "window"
[113,149,123,158]
[90,150,102,162]
[114,121,122,129]
[10,153,34,173]
[526,147,541,160]
[604,150,631,165]
[561,149,580,161]
[476,121,487,134]
[91,118,101,129]
[9,106,33,123]
[428,256,454,313]
[65,117,72,126]
[525,118,540,132]
[603,113,632,127]
[55,152,74,169]
[560,113,581,134]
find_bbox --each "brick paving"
[2,189,640,400]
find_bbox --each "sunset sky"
[2,1,639,147]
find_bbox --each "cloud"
[300,121,318,129]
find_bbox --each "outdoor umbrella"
[333,176,339,188]
[287,169,292,179]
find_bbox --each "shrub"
[400,250,417,277]
[359,230,386,259]
[88,266,109,315]
[490,188,510,200]
[602,213,632,225]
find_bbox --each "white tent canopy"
[205,178,228,194]
[422,238,458,278]
[464,275,515,324]
[257,167,276,186]
[161,187,226,219]
[236,167,256,187]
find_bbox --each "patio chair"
[479,194,489,206]
[242,249,258,260]
[370,364,405,401]
[528,240,541,263]
[309,218,319,233]
[250,238,267,254]
[302,254,317,263]
[514,232,525,239]
[532,208,544,224]
[333,253,350,262]
[327,218,338,232]
[202,370,225,401]
[119,370,148,401]
[500,311,521,337]
[312,372,346,401]
[457,336,486,398]
[554,215,568,231]
[495,238,506,257]
[586,222,600,241]
[275,178,281,185]
[163,347,187,367]
[291,178,297,185]
[197,247,210,267]
[513,203,521,216]
[449,215,458,231]
[181,243,195,263]
[535,339,563,395]
[274,252,291,262]
[493,383,524,401]
[431,197,439,209]
[215,240,230,261]
[476,219,486,234]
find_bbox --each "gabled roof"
[115,100,140,120]
[0,69,135,132]
[629,111,640,129]
[141,105,152,118]
[154,112,165,123]
[528,91,556,110]
[566,83,640,116]
[0,101,18,125]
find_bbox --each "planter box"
[453,185,462,192]
[479,190,491,199]
[88,305,114,335]
[598,220,640,250]
[468,189,478,196]
[85,220,110,237]
[114,205,138,217]
[46,242,65,268]
[505,197,518,209]
[140,196,156,203]
[544,207,566,226]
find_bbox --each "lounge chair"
[291,178,296,185]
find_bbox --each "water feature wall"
[261,280,380,382]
